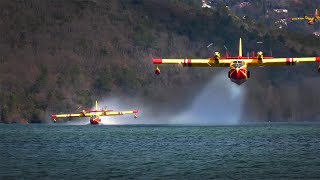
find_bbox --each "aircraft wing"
[291,16,314,21]
[51,113,93,119]
[153,58,231,67]
[99,110,139,116]
[291,17,306,21]
[246,57,320,66]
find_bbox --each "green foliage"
[133,26,155,47]
[1,104,8,123]
[113,66,142,92]
[98,47,109,57]
[8,92,17,110]
[31,65,48,93]
[93,68,113,95]
[76,90,92,107]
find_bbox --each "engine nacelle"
[257,51,264,67]
[214,52,220,64]
[257,51,263,60]
[134,114,138,118]
[155,66,160,75]
[80,110,86,117]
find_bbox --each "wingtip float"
[153,37,320,85]
[51,101,139,125]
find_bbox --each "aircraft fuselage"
[90,116,101,125]
[228,60,249,85]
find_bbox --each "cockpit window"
[232,61,244,68]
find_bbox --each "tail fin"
[316,9,319,17]
[238,37,242,58]
[95,100,98,111]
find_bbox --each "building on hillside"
[202,0,212,8]
[274,18,288,29]
[313,31,320,36]
[274,9,288,14]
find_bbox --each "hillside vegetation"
[0,0,319,123]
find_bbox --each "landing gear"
[247,71,250,78]
[228,71,230,78]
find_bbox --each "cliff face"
[0,0,319,123]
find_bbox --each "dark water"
[1,123,320,179]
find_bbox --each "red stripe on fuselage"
[184,59,192,67]
[286,58,294,65]
[153,59,163,64]
[316,57,320,62]
[187,59,191,66]
[286,58,290,63]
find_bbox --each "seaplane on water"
[153,37,320,85]
[51,101,138,125]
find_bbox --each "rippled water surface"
[1,123,320,179]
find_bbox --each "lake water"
[1,123,320,179]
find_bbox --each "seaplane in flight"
[290,9,319,25]
[153,38,320,85]
[51,101,138,125]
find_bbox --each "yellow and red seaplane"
[51,101,138,125]
[153,38,320,85]
[290,9,320,25]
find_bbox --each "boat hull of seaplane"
[229,68,248,85]
[90,117,101,125]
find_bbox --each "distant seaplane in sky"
[51,101,138,125]
[153,37,320,85]
[290,9,320,25]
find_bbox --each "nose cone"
[229,68,247,85]
[230,68,246,79]
[308,21,315,25]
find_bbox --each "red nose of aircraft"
[229,68,247,85]
[230,68,247,79]
[308,21,315,25]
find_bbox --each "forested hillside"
[0,0,319,123]
[208,0,320,34]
